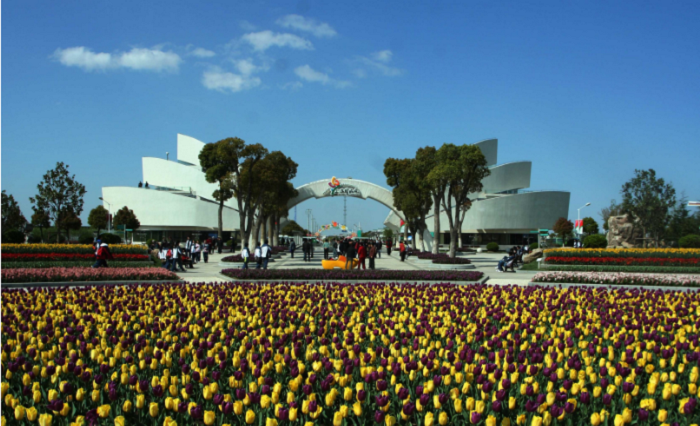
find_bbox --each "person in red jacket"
[399,240,406,262]
[357,241,367,270]
[92,243,115,268]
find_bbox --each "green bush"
[680,234,700,249]
[486,242,499,252]
[2,230,26,244]
[99,233,122,244]
[583,234,608,248]
[529,242,539,251]
[26,234,42,244]
[79,231,96,244]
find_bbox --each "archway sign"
[287,177,434,250]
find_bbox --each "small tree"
[88,205,109,236]
[621,169,676,247]
[113,206,141,232]
[600,199,622,232]
[383,228,394,241]
[582,217,599,236]
[58,210,82,241]
[31,210,51,242]
[2,190,27,239]
[30,162,87,242]
[552,217,574,246]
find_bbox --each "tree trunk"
[432,194,440,254]
[449,228,458,258]
[457,225,462,250]
[218,199,224,240]
[261,215,268,244]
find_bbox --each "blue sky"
[3,0,699,233]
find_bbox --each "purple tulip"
[470,412,481,423]
[580,392,590,404]
[374,410,385,423]
[492,400,502,412]
[638,409,649,421]
[603,394,612,406]
[357,390,367,402]
[402,402,415,416]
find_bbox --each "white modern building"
[102,135,569,248]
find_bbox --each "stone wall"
[607,214,643,248]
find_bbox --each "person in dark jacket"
[345,242,356,270]
[290,240,296,258]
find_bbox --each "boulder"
[523,248,543,264]
[607,215,643,248]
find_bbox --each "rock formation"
[607,214,643,248]
[523,248,543,264]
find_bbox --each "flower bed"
[539,265,700,274]
[2,253,150,262]
[544,248,700,259]
[545,256,700,267]
[1,267,178,283]
[221,268,484,281]
[431,258,472,264]
[221,255,275,263]
[415,252,449,260]
[2,261,158,269]
[1,243,149,255]
[2,282,700,425]
[532,271,700,286]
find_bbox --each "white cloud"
[294,64,350,88]
[53,46,181,72]
[276,14,337,38]
[352,69,367,78]
[231,58,269,76]
[372,50,393,63]
[241,31,314,52]
[354,50,403,77]
[189,47,216,58]
[202,67,261,93]
[281,81,303,91]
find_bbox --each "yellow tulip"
[502,418,511,426]
[439,412,448,425]
[204,411,216,425]
[590,414,601,426]
[353,401,362,416]
[613,415,624,426]
[455,398,463,413]
[425,412,435,426]
[39,413,53,426]
[509,397,517,410]
[476,400,485,414]
[246,410,255,424]
[27,407,38,421]
[234,401,243,415]
[344,387,353,401]
[59,403,70,417]
[203,386,213,400]
[485,415,497,426]
[163,417,178,426]
[33,390,42,404]
[385,415,397,426]
[97,404,111,418]
[14,406,26,421]
[265,419,278,426]
[114,416,126,426]
[531,416,543,426]
[149,402,159,418]
[123,400,133,413]
[289,407,298,421]
[92,390,100,402]
[261,395,271,409]
[136,394,145,409]
[658,410,667,422]
[48,390,59,401]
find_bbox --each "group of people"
[496,245,530,272]
[240,239,272,269]
[149,237,218,272]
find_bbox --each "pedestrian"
[345,241,356,270]
[241,243,250,269]
[170,242,187,272]
[376,239,382,258]
[399,240,406,262]
[332,239,338,258]
[185,236,193,256]
[323,239,330,260]
[369,242,377,269]
[386,239,393,256]
[254,242,263,269]
[92,241,114,268]
[290,239,296,258]
[302,239,309,262]
[261,239,272,269]
[193,240,201,263]
[202,240,210,263]
[357,242,367,270]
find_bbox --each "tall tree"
[621,169,676,247]
[2,190,28,238]
[29,162,87,242]
[58,209,82,241]
[600,199,622,231]
[415,146,445,254]
[428,143,490,258]
[385,158,432,251]
[88,205,109,236]
[31,210,51,242]
[383,158,413,243]
[666,195,700,246]
[582,217,599,236]
[553,217,574,245]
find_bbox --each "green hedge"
[583,234,607,248]
[680,234,700,248]
[540,265,700,274]
[486,242,499,252]
[2,261,155,269]
[529,242,539,251]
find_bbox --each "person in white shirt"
[241,243,250,269]
[170,242,186,272]
[260,239,272,269]
[254,242,263,269]
[193,241,201,263]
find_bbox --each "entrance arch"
[286,177,433,250]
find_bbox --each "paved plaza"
[174,247,540,285]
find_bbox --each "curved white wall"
[101,187,240,231]
[473,139,498,167]
[177,134,206,166]
[481,161,532,193]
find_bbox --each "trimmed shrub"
[486,242,499,252]
[583,234,608,248]
[99,233,122,244]
[680,234,700,249]
[529,242,539,251]
[2,230,26,244]
[79,231,95,244]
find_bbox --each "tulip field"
[543,249,700,268]
[3,282,700,425]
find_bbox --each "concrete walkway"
[174,247,544,285]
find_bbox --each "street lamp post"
[577,202,591,240]
[99,197,112,232]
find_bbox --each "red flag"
[400,219,405,226]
